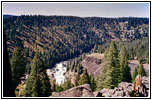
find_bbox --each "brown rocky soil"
[81,53,104,78]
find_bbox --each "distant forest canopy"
[3,15,149,71]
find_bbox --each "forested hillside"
[4,15,149,69]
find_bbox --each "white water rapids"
[46,61,67,85]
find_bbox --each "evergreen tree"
[74,74,79,86]
[79,69,90,85]
[93,44,98,53]
[25,53,45,97]
[96,59,108,90]
[97,45,102,53]
[10,47,25,89]
[137,64,146,76]
[55,85,63,92]
[51,80,56,92]
[62,80,74,91]
[31,78,41,97]
[104,48,109,58]
[89,74,96,91]
[132,68,138,82]
[77,63,82,76]
[41,71,51,97]
[119,46,131,82]
[104,41,121,89]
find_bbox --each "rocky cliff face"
[81,53,104,78]
[51,84,94,97]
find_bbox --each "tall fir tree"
[31,77,41,97]
[119,46,131,82]
[10,47,25,89]
[89,74,96,91]
[41,71,51,97]
[79,69,90,85]
[104,41,121,89]
[25,53,50,97]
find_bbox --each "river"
[46,61,68,85]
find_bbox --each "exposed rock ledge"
[51,84,94,97]
[50,75,149,97]
[94,75,149,97]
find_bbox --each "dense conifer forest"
[3,15,149,97]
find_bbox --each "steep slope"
[3,16,149,68]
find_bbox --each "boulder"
[96,76,149,97]
[133,75,149,97]
[113,91,125,97]
[100,88,115,97]
[93,91,102,97]
[51,84,94,97]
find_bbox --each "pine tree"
[104,48,109,58]
[62,80,74,91]
[25,53,45,97]
[79,69,90,85]
[77,63,82,77]
[132,68,138,82]
[137,64,146,76]
[31,77,41,97]
[119,46,131,82]
[96,59,108,90]
[51,80,56,92]
[10,47,25,89]
[74,74,79,86]
[104,41,121,89]
[97,45,102,53]
[41,71,51,97]
[55,85,63,92]
[93,44,98,53]
[89,74,96,91]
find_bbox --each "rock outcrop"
[81,53,104,78]
[50,76,149,97]
[51,84,94,97]
[97,75,149,97]
[133,75,149,97]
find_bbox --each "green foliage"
[41,71,51,97]
[93,44,98,53]
[132,64,146,82]
[10,47,26,89]
[31,78,41,97]
[74,75,79,86]
[25,53,51,97]
[61,80,74,91]
[50,80,56,92]
[89,74,96,91]
[96,58,108,90]
[104,41,121,89]
[132,68,138,82]
[79,69,90,85]
[97,41,123,89]
[104,48,109,58]
[137,64,146,76]
[129,90,137,97]
[5,16,149,69]
[55,85,63,93]
[97,45,102,53]
[119,46,131,82]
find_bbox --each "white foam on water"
[53,62,67,85]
